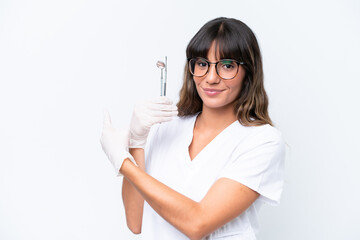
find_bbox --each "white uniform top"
[142,114,285,240]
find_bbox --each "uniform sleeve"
[217,128,285,206]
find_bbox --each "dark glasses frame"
[188,57,244,80]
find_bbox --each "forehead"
[187,37,241,61]
[207,42,217,60]
[207,41,226,61]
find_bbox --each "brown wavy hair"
[177,17,272,126]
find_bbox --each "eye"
[219,60,237,70]
[195,59,208,68]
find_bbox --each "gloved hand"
[129,97,178,149]
[100,109,137,176]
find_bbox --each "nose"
[205,64,220,84]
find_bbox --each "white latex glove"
[129,97,178,148]
[100,109,137,177]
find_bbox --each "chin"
[201,98,234,110]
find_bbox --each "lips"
[202,88,225,96]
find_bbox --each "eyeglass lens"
[189,58,239,79]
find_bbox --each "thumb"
[103,109,112,127]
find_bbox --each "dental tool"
[156,56,167,96]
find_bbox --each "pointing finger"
[103,109,112,127]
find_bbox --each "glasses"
[188,57,244,80]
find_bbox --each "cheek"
[227,80,243,95]
[193,77,202,91]
[193,76,201,85]
[230,73,245,95]
[236,82,243,94]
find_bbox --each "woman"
[101,17,285,240]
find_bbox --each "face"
[193,42,246,111]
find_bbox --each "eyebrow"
[221,60,234,64]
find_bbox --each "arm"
[121,148,145,234]
[120,158,259,240]
[101,98,177,233]
[122,97,177,233]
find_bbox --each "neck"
[196,104,237,130]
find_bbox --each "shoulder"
[169,114,198,125]
[145,114,198,162]
[251,124,283,142]
[218,124,285,205]
[231,123,284,153]
[147,114,197,140]
[235,122,282,141]
[157,114,197,132]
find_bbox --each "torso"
[142,114,284,240]
[189,127,222,160]
[188,113,237,161]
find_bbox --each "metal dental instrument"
[156,56,167,96]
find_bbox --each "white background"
[1,0,359,239]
